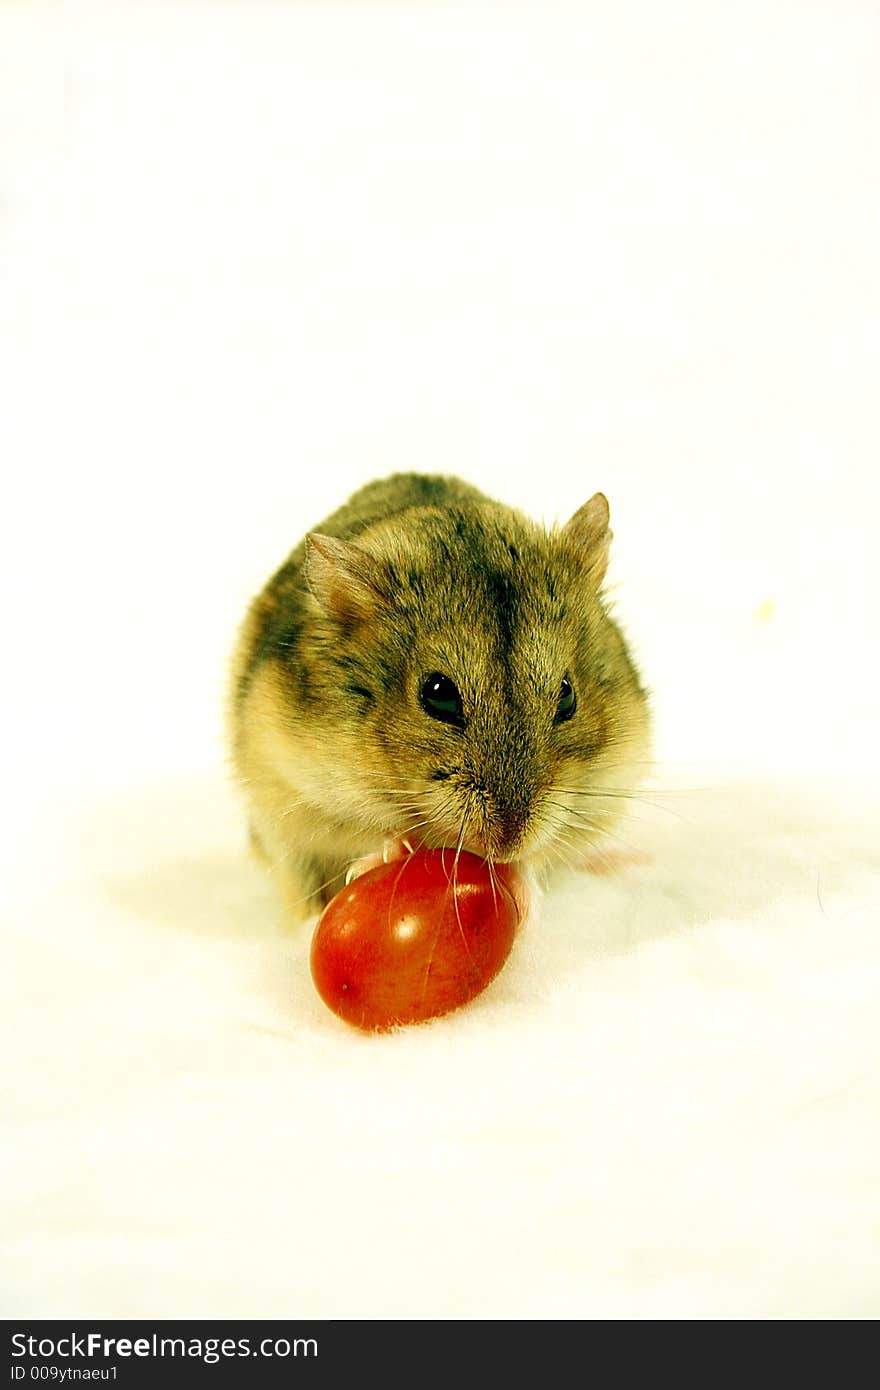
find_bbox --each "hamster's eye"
[554,675,577,724]
[420,672,465,729]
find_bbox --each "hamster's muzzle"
[450,777,543,862]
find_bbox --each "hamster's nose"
[483,789,534,861]
[458,765,543,859]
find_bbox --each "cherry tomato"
[310,849,526,1031]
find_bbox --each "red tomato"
[310,849,526,1031]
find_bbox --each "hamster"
[228,472,651,921]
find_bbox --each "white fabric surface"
[3,768,878,1319]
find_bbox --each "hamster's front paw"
[344,836,414,884]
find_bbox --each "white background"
[4,0,879,815]
[2,0,879,1321]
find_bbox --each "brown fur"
[227,473,651,921]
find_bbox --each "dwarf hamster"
[228,472,651,921]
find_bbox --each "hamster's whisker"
[550,807,656,836]
[558,778,711,817]
[541,827,579,868]
[560,785,672,805]
[544,801,645,859]
[540,810,584,848]
[552,785,682,823]
[294,875,341,909]
[543,797,613,827]
[486,855,500,913]
[551,828,619,876]
[531,811,581,873]
[552,842,587,875]
[452,811,466,880]
[439,803,466,886]
[555,826,620,873]
[397,792,461,843]
[559,784,649,796]
[450,810,471,955]
[601,757,720,777]
[269,862,350,913]
[392,811,433,828]
[373,784,440,795]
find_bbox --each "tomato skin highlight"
[309,850,525,1031]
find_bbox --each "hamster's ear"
[562,492,611,586]
[304,534,384,621]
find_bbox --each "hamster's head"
[298,495,651,868]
